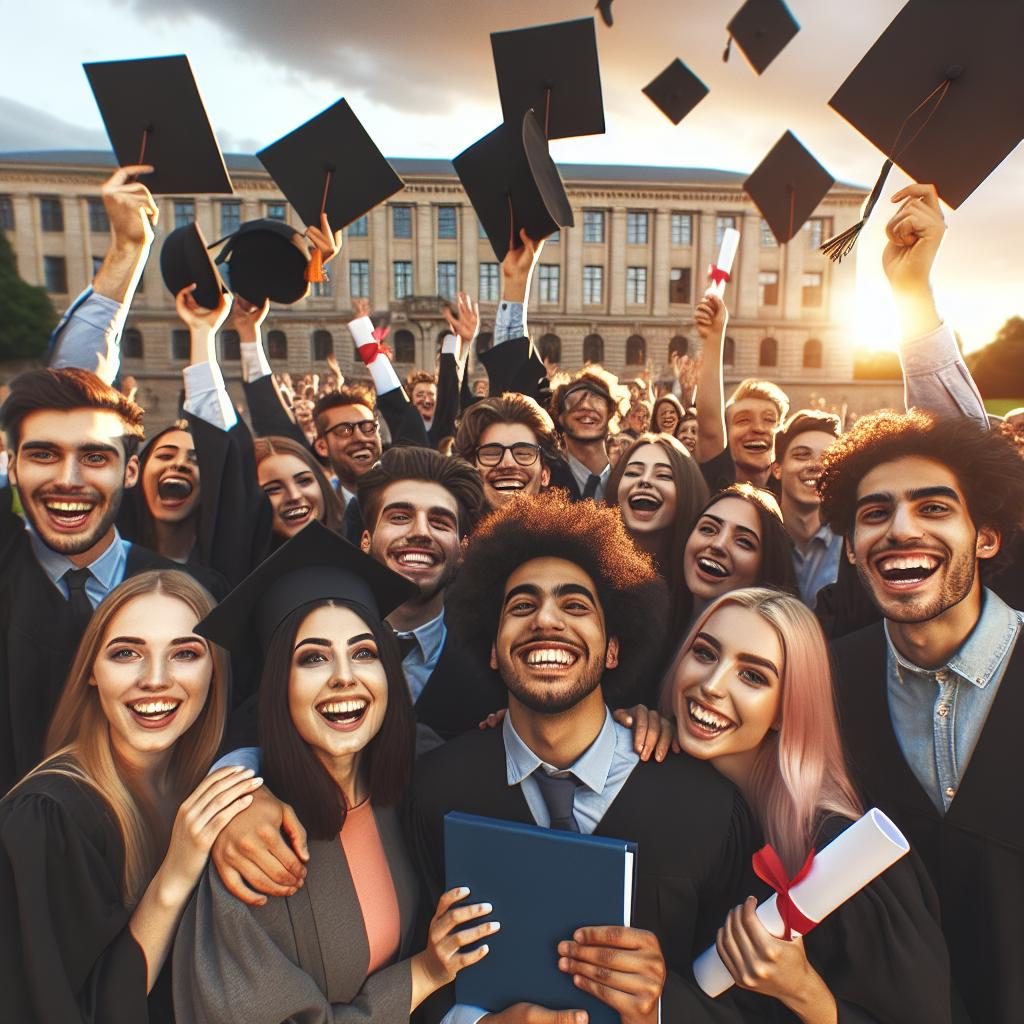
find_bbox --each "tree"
[0,231,57,362]
[966,317,1024,398]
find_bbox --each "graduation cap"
[196,521,417,656]
[822,0,1024,261]
[454,111,574,262]
[215,219,310,307]
[744,131,835,245]
[596,0,614,28]
[160,222,224,309]
[83,55,232,195]
[491,18,605,139]
[643,59,709,126]
[723,0,800,75]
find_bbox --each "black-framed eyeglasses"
[561,382,611,412]
[322,418,379,440]
[474,442,542,467]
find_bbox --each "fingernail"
[480,944,489,955]
[457,886,470,897]
[480,902,492,914]
[251,776,263,785]
[490,921,501,932]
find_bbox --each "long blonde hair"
[24,571,228,905]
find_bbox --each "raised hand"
[175,283,231,334]
[485,1005,588,1024]
[352,297,372,320]
[882,184,946,294]
[101,164,159,248]
[501,228,545,303]
[443,291,480,347]
[305,212,343,266]
[229,296,270,343]
[694,294,728,350]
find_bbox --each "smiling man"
[411,493,751,1024]
[819,409,1024,1024]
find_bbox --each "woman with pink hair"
[658,588,955,1023]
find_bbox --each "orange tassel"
[305,247,325,284]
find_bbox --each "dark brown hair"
[774,409,842,463]
[312,385,377,436]
[549,366,630,424]
[253,435,344,536]
[452,392,561,466]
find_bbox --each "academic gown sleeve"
[0,775,158,1024]
[427,351,460,448]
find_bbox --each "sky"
[2,0,1021,353]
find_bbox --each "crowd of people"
[0,161,1020,1024]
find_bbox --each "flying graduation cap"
[723,0,800,75]
[643,59,710,125]
[160,222,224,310]
[84,55,232,195]
[822,0,1024,261]
[745,131,835,245]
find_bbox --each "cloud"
[0,95,108,151]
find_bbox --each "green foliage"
[0,231,57,362]
[966,316,1024,398]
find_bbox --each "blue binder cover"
[444,811,638,1024]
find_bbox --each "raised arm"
[694,293,728,463]
[176,284,237,431]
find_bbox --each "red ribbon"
[357,327,391,365]
[707,263,731,286]
[751,844,818,940]
[372,325,390,343]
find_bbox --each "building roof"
[0,149,867,193]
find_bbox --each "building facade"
[0,150,902,423]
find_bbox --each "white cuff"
[441,332,459,356]
[239,340,272,383]
[183,361,238,430]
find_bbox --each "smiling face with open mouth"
[727,398,780,478]
[288,604,388,768]
[258,451,326,539]
[91,591,212,765]
[618,443,678,534]
[476,422,550,510]
[772,429,835,514]
[315,402,382,489]
[142,428,201,524]
[683,496,763,602]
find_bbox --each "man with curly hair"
[411,492,752,1024]
[820,410,1024,1024]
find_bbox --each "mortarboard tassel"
[595,0,614,28]
[722,34,733,62]
[306,166,333,283]
[819,159,893,263]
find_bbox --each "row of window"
[758,270,826,308]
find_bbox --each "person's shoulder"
[0,763,114,844]
[829,620,886,662]
[414,727,503,797]
[634,748,739,800]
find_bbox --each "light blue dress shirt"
[395,609,447,704]
[48,286,125,382]
[565,452,611,503]
[26,522,130,609]
[494,300,526,345]
[791,522,843,608]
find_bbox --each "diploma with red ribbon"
[693,808,910,998]
[706,227,740,299]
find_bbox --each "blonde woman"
[0,570,257,1023]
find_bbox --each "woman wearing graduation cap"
[173,522,496,1021]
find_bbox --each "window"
[43,256,67,293]
[626,266,648,304]
[87,198,109,234]
[715,215,737,247]
[670,213,692,247]
[625,334,646,366]
[478,262,499,302]
[349,259,370,298]
[803,338,823,369]
[173,200,195,228]
[583,210,605,244]
[0,195,13,231]
[348,215,368,237]
[669,335,689,358]
[392,205,412,238]
[267,330,288,361]
[311,278,332,298]
[393,261,413,299]
[122,328,143,359]
[805,217,832,250]
[171,329,190,361]
[266,202,287,221]
[312,329,333,361]
[723,336,736,366]
[583,265,603,304]
[220,329,240,362]
[802,271,824,307]
[547,229,560,244]
[538,264,560,303]
[669,267,691,304]
[758,271,780,306]
[538,333,561,364]
[759,337,778,367]
[393,329,416,363]
[219,200,241,236]
[626,211,649,244]
[437,261,457,300]
[583,333,604,364]
[40,197,63,232]
[437,206,457,239]
[760,219,778,248]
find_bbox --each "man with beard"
[820,411,1024,1024]
[0,368,223,792]
[411,493,751,1024]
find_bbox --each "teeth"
[396,552,436,566]
[697,556,729,578]
[282,506,311,520]
[688,699,732,732]
[129,699,180,716]
[319,699,367,714]
[743,441,770,452]
[491,479,526,491]
[525,648,577,666]
[879,555,939,572]
[46,501,93,512]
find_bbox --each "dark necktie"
[582,473,601,500]
[533,769,581,832]
[396,634,418,661]
[62,568,95,631]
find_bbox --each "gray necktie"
[533,769,581,832]
[62,567,94,631]
[582,473,601,500]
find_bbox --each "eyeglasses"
[561,383,611,413]
[322,419,379,440]
[474,442,542,467]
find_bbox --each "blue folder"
[444,811,638,1024]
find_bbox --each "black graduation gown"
[378,352,460,451]
[410,724,754,1023]
[242,373,312,448]
[0,769,172,1023]
[832,622,1024,1024]
[476,335,547,404]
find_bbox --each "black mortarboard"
[643,59,709,125]
[160,223,224,310]
[454,111,574,262]
[196,521,417,656]
[596,0,614,28]
[491,18,605,140]
[724,0,800,75]
[257,99,404,230]
[822,0,1024,261]
[744,131,835,245]
[83,55,232,195]
[215,219,310,307]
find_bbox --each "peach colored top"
[338,800,401,973]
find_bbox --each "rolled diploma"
[693,808,910,998]
[706,227,740,298]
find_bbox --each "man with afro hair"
[411,492,752,1024]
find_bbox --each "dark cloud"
[0,95,108,151]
